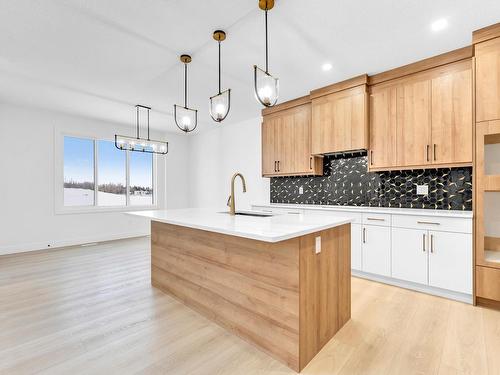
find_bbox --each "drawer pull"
[430,234,434,253]
[417,221,441,225]
[363,227,366,243]
[422,233,426,252]
[287,211,300,215]
[367,217,385,222]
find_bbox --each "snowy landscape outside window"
[63,136,154,208]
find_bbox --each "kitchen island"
[128,209,352,372]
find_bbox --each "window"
[62,135,155,209]
[64,137,95,206]
[129,152,153,206]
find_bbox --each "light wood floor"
[1,237,500,375]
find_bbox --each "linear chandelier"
[253,0,279,107]
[174,54,198,133]
[115,105,168,155]
[209,30,231,122]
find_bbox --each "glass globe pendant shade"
[174,104,198,133]
[209,89,231,122]
[254,65,279,107]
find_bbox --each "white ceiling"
[1,0,500,134]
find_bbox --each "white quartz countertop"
[252,203,473,219]
[127,208,353,243]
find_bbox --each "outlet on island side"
[299,186,304,195]
[416,184,429,196]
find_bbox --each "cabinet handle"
[309,157,312,170]
[277,161,280,172]
[367,217,385,222]
[430,234,434,253]
[370,151,374,165]
[422,233,426,252]
[363,227,366,243]
[433,144,437,161]
[417,221,441,225]
[426,145,430,162]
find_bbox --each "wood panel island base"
[136,209,352,373]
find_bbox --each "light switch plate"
[299,186,304,195]
[315,236,321,254]
[417,184,429,196]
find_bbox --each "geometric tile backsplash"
[270,152,473,210]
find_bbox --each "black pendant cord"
[265,9,269,74]
[184,63,188,108]
[136,106,140,139]
[218,41,222,94]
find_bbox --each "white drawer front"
[303,209,362,224]
[362,213,391,227]
[252,206,304,215]
[392,214,472,233]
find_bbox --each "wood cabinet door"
[396,79,432,167]
[312,86,368,154]
[361,225,391,277]
[476,37,500,123]
[428,231,472,294]
[291,104,313,173]
[369,86,397,169]
[391,228,428,285]
[277,111,295,174]
[431,63,473,164]
[261,117,278,175]
[311,95,333,154]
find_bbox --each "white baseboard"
[352,269,473,304]
[0,232,149,256]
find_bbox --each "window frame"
[55,131,158,214]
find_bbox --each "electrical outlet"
[299,186,304,195]
[416,184,429,196]
[315,236,321,254]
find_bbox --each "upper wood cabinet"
[311,76,369,155]
[262,100,323,177]
[476,37,500,122]
[431,64,473,164]
[369,86,397,169]
[369,60,472,171]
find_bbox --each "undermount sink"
[218,210,273,217]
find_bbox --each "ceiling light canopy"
[174,54,198,133]
[209,30,231,123]
[115,105,168,155]
[431,18,448,32]
[253,0,279,107]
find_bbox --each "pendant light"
[115,105,168,155]
[174,54,198,133]
[209,30,231,122]
[253,0,279,107]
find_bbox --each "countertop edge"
[252,203,473,219]
[126,212,354,243]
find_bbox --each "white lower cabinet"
[392,228,472,295]
[428,231,472,294]
[392,228,428,285]
[351,224,362,271]
[362,225,391,276]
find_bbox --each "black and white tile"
[270,153,472,210]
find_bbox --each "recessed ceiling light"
[431,18,448,32]
[322,63,333,71]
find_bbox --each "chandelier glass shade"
[253,0,279,107]
[174,54,198,133]
[115,105,168,155]
[209,30,231,122]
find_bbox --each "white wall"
[189,117,270,210]
[0,103,190,254]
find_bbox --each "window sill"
[55,205,159,215]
